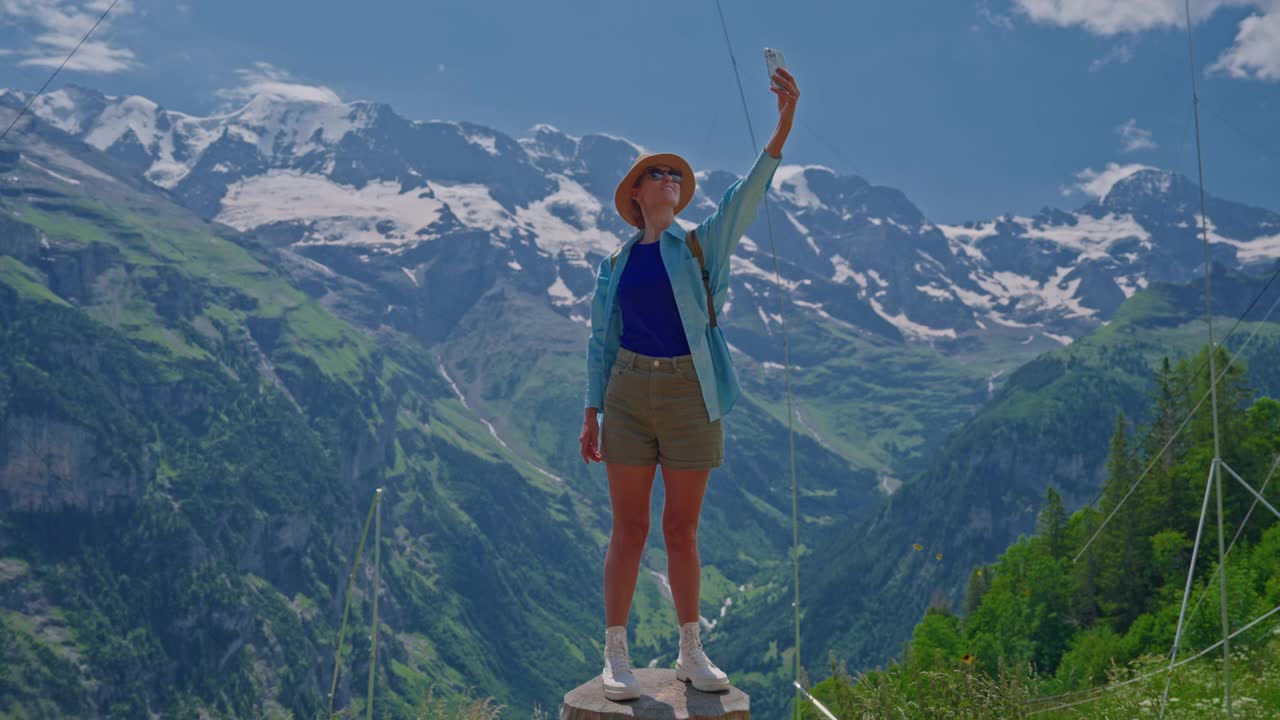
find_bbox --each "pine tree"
[1146,356,1189,530]
[1096,411,1151,629]
[1037,486,1067,561]
[1071,508,1101,628]
[963,566,993,617]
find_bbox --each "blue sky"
[1,0,1277,223]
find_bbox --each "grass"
[742,323,999,477]
[789,634,1280,720]
[0,257,69,306]
[10,201,110,245]
[283,302,373,381]
[1028,637,1280,720]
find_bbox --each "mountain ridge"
[8,83,1279,357]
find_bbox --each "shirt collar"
[627,223,686,247]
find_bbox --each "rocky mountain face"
[10,84,1280,358]
[3,83,1280,717]
[13,82,1280,491]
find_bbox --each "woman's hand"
[580,412,603,463]
[770,67,799,121]
[765,68,798,159]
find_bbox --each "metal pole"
[1183,0,1232,713]
[1221,462,1280,521]
[1159,461,1216,719]
[367,488,383,720]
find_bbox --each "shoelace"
[606,644,633,676]
[682,632,717,670]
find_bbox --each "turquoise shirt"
[585,148,783,424]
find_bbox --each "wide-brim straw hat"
[614,152,696,228]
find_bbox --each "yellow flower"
[961,653,974,664]
[913,543,923,551]
[936,553,943,560]
[976,569,983,577]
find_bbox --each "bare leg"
[661,466,712,626]
[604,462,658,627]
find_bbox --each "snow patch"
[793,298,861,332]
[216,170,446,245]
[463,131,499,156]
[771,165,830,209]
[21,157,81,186]
[1204,221,1280,263]
[429,181,511,236]
[784,209,810,236]
[916,284,954,301]
[1044,332,1073,346]
[830,254,866,289]
[731,255,803,291]
[513,174,622,258]
[547,275,576,306]
[868,298,957,340]
[84,95,161,151]
[1020,212,1151,260]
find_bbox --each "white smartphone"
[764,47,787,90]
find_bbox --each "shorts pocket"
[677,365,700,385]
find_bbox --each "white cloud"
[1012,0,1248,35]
[1209,4,1280,79]
[1116,118,1158,152]
[1013,0,1280,81]
[217,62,342,105]
[1089,40,1135,71]
[1072,162,1155,198]
[2,0,137,73]
[976,0,1015,30]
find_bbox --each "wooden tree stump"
[559,668,749,720]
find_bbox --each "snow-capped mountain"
[6,84,1279,354]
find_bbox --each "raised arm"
[766,66,798,160]
[695,66,798,307]
[696,149,784,280]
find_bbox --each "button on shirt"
[617,240,692,358]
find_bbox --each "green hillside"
[799,344,1280,719]
[717,263,1280,718]
[0,141,611,717]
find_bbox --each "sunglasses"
[643,167,683,184]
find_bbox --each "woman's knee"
[662,522,698,553]
[610,517,650,550]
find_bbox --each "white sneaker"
[602,625,640,701]
[674,621,730,692]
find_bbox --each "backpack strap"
[686,228,717,328]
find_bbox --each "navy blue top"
[617,240,691,357]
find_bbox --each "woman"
[579,67,800,700]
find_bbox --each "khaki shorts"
[601,347,724,469]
